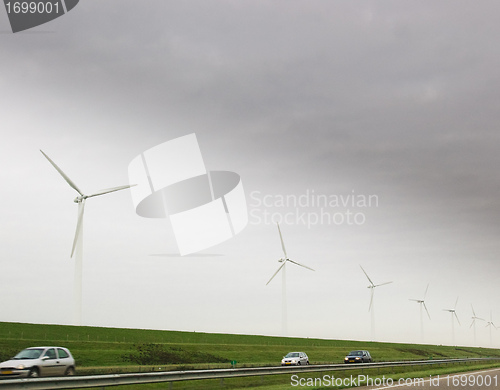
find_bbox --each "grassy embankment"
[1,321,500,389]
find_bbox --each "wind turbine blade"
[409,299,419,302]
[71,200,85,258]
[287,259,314,271]
[423,302,431,320]
[374,281,393,287]
[454,297,459,310]
[359,265,374,286]
[423,283,429,300]
[276,223,288,259]
[40,150,84,196]
[266,262,285,285]
[86,184,136,198]
[470,320,475,329]
[471,304,476,317]
[454,312,461,326]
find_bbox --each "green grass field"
[1,321,500,389]
[1,321,500,370]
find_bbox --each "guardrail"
[0,358,499,389]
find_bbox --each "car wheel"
[28,368,39,378]
[297,361,301,365]
[64,367,75,376]
[306,361,309,365]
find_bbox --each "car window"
[57,348,69,359]
[13,348,43,359]
[44,348,57,359]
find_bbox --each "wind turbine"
[485,311,498,347]
[469,304,484,346]
[359,265,392,341]
[443,297,460,345]
[409,284,431,343]
[266,223,314,335]
[41,150,134,325]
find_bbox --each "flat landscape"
[1,321,500,389]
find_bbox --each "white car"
[281,351,309,366]
[0,346,75,378]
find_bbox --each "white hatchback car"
[0,347,75,378]
[281,351,309,366]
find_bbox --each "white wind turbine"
[409,284,431,343]
[469,304,485,346]
[41,150,134,325]
[266,223,314,335]
[443,297,460,345]
[485,311,498,347]
[360,265,392,341]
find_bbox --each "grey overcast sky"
[1,1,499,348]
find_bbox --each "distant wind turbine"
[409,284,431,342]
[443,297,460,345]
[41,150,134,325]
[469,304,485,346]
[485,311,498,347]
[360,265,392,341]
[266,223,314,335]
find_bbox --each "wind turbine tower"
[266,223,314,335]
[443,297,460,346]
[469,304,484,346]
[485,312,498,347]
[41,150,134,325]
[409,284,431,343]
[360,265,392,341]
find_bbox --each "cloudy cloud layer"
[1,1,499,347]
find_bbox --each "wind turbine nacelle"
[74,197,83,203]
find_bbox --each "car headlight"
[355,357,361,360]
[15,364,25,370]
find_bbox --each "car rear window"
[57,349,69,358]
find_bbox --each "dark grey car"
[344,350,372,363]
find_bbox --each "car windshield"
[285,352,300,358]
[13,348,44,360]
[348,351,363,356]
